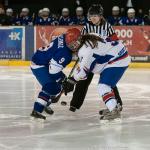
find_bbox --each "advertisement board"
[0,26,25,59]
[34,26,150,62]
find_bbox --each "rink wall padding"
[0,25,150,67]
[0,60,30,66]
[25,26,34,60]
[0,60,150,68]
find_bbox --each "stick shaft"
[68,58,79,78]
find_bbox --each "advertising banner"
[35,26,150,62]
[35,26,82,50]
[114,26,150,62]
[0,27,25,59]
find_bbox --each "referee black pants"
[70,72,122,109]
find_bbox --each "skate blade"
[44,109,54,115]
[30,116,46,122]
[100,117,122,124]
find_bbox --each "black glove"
[62,77,77,95]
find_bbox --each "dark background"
[0,0,150,16]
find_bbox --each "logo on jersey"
[59,58,65,64]
[58,36,64,48]
[102,30,107,36]
[38,42,54,51]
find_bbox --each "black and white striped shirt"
[81,21,115,37]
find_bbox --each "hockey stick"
[68,58,79,78]
[60,58,79,105]
[46,58,79,107]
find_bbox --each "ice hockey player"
[73,7,87,25]
[107,6,122,25]
[15,8,33,25]
[34,8,58,25]
[69,4,123,114]
[63,33,131,120]
[59,8,74,25]
[30,28,81,120]
[119,8,144,25]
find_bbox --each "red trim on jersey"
[109,33,119,41]
[108,53,128,64]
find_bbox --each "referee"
[70,4,123,113]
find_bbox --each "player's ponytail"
[79,34,104,49]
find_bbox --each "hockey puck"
[61,101,67,106]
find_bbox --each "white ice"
[0,67,150,150]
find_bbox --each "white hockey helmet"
[76,7,83,15]
[76,7,83,12]
[39,9,43,14]
[62,8,69,12]
[22,8,29,13]
[6,8,13,13]
[43,8,50,12]
[112,6,120,11]
[127,8,135,13]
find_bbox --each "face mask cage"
[68,38,81,51]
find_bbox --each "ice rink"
[0,67,150,150]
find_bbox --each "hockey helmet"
[22,8,29,13]
[65,28,81,51]
[112,6,120,11]
[127,8,135,14]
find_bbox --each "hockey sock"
[102,91,117,112]
[98,84,117,112]
[34,91,50,113]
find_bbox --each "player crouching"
[30,28,81,120]
[63,33,131,121]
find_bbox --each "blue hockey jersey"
[73,16,88,25]
[32,34,72,69]
[119,17,144,25]
[34,16,59,25]
[107,16,122,25]
[59,16,74,25]
[15,16,33,25]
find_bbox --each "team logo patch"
[102,30,107,36]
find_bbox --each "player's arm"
[66,46,93,84]
[74,49,93,81]
[107,22,119,41]
[62,46,93,95]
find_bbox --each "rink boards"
[0,26,150,68]
[0,60,150,68]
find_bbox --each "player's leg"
[98,84,120,120]
[99,85,123,115]
[69,72,94,112]
[98,66,128,120]
[30,67,61,119]
[113,86,123,106]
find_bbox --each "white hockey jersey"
[73,38,131,81]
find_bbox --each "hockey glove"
[62,77,77,95]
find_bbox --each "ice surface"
[0,67,150,150]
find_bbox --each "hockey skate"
[69,106,77,112]
[30,110,46,120]
[100,106,121,121]
[44,106,54,115]
[99,104,122,116]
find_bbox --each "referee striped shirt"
[81,21,115,37]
